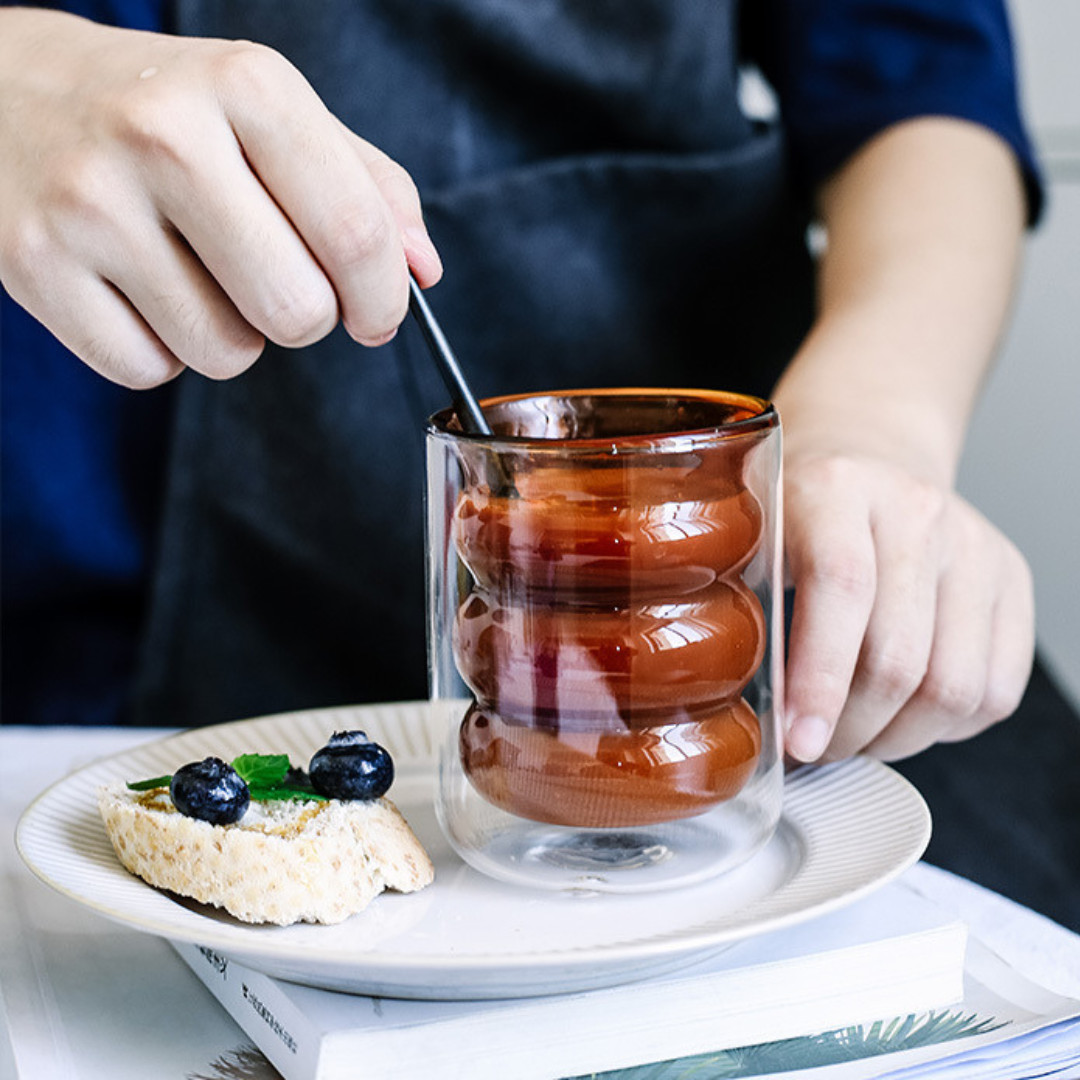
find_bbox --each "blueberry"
[170,757,250,825]
[325,730,371,749]
[309,731,394,800]
[283,764,314,790]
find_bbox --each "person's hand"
[781,448,1035,762]
[772,116,1034,763]
[0,9,442,389]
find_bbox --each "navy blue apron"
[133,0,815,726]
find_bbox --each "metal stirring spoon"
[407,275,492,436]
[407,275,518,496]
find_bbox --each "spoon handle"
[408,276,493,436]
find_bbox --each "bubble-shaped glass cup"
[426,389,783,891]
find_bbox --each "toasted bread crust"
[98,783,434,925]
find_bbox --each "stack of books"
[173,877,1080,1080]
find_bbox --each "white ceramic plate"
[17,702,930,999]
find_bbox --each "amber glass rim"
[427,387,777,448]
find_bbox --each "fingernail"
[788,715,832,762]
[404,226,442,277]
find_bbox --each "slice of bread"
[98,783,434,926]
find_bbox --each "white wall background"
[957,1,1080,708]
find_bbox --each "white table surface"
[3,725,1080,1080]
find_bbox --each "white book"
[173,881,968,1080]
[643,936,1080,1080]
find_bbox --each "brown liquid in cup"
[460,699,761,828]
[451,391,768,828]
[454,582,765,718]
[454,473,763,595]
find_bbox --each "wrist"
[0,7,87,49]
[774,118,1027,488]
[772,317,969,489]
[0,9,107,100]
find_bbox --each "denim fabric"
[745,0,1043,221]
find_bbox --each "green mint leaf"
[127,756,323,803]
[127,775,172,791]
[231,753,290,788]
[247,785,328,803]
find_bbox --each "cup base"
[536,831,672,873]
[444,788,779,893]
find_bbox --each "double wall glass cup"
[426,389,783,892]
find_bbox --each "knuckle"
[920,666,985,719]
[210,40,292,99]
[905,477,948,527]
[109,88,190,168]
[324,203,397,269]
[981,674,1026,725]
[218,320,266,367]
[377,151,414,183]
[367,153,413,190]
[194,328,265,380]
[859,643,927,704]
[793,453,864,496]
[46,149,121,225]
[122,364,181,390]
[803,548,877,605]
[368,155,423,211]
[1,216,51,294]
[1003,537,1035,594]
[195,344,263,380]
[342,291,408,345]
[801,670,852,723]
[82,336,180,390]
[163,296,266,378]
[794,453,845,484]
[262,282,337,347]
